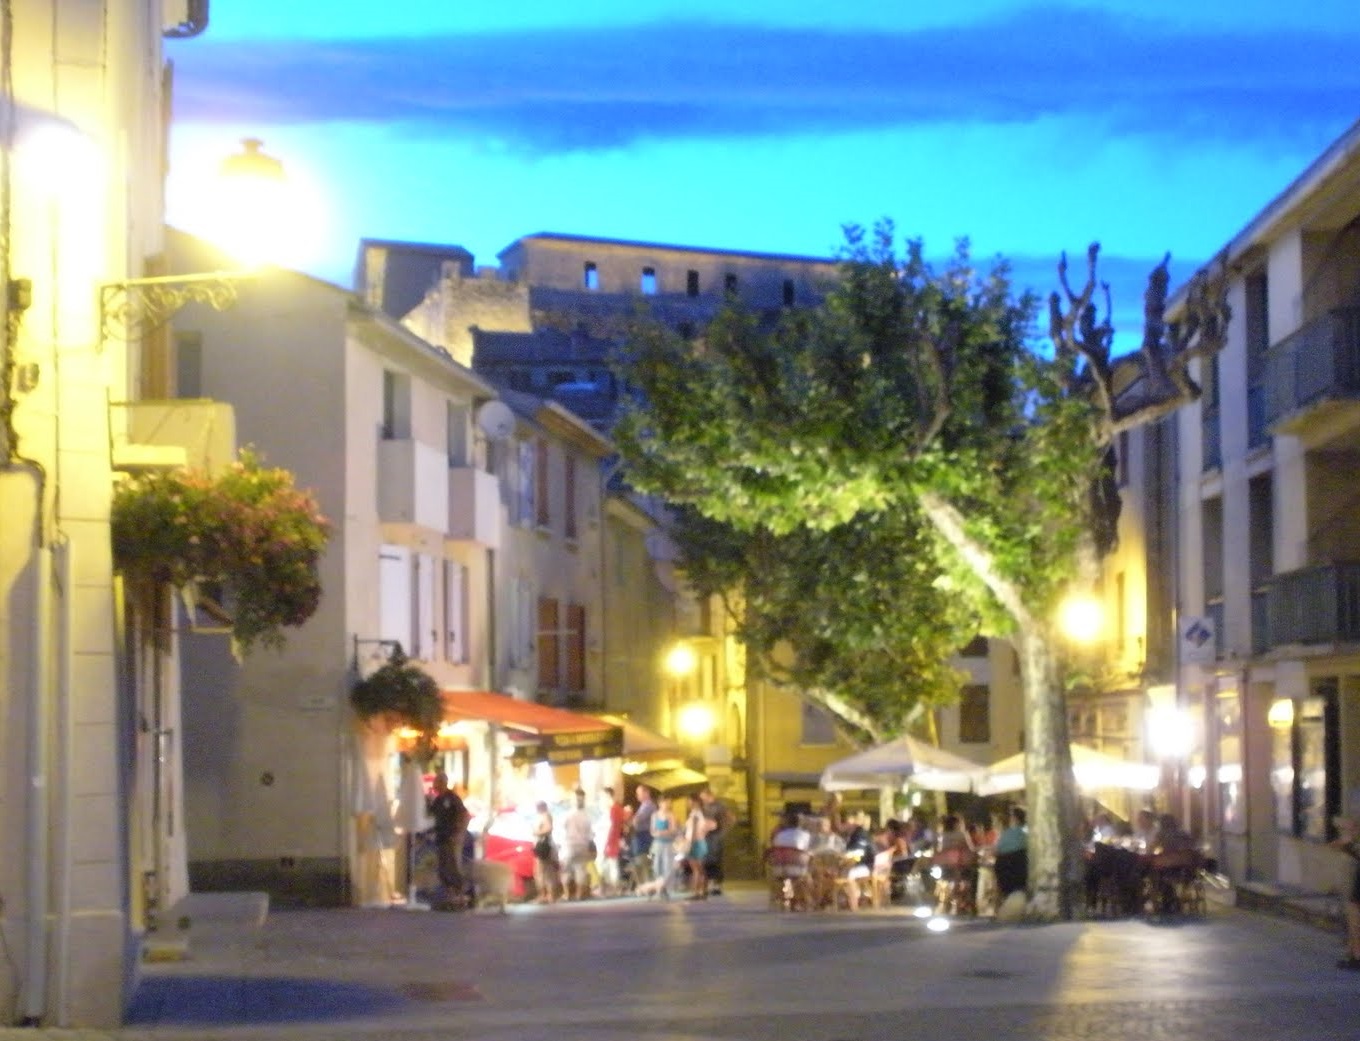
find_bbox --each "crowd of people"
[526,783,731,904]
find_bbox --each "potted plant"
[111,447,331,654]
[349,647,442,762]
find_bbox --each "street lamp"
[664,642,698,679]
[1057,591,1103,645]
[99,138,290,343]
[677,701,716,743]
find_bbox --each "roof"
[498,231,838,268]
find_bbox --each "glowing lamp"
[1058,592,1103,644]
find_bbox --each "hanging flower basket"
[350,648,442,763]
[111,447,331,654]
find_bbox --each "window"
[564,454,578,539]
[564,604,586,693]
[958,635,988,658]
[378,545,412,651]
[516,440,535,527]
[724,273,738,296]
[782,279,795,307]
[509,578,533,667]
[381,370,412,440]
[537,597,560,692]
[958,684,990,743]
[446,401,470,467]
[1217,691,1245,834]
[686,270,700,297]
[640,267,657,294]
[800,701,837,746]
[583,261,599,290]
[175,332,202,397]
[413,553,436,660]
[535,439,550,528]
[444,560,467,664]
[1271,683,1341,840]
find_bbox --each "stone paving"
[3,885,1357,1040]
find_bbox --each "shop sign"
[512,726,623,765]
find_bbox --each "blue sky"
[166,1,1359,350]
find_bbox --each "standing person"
[561,789,595,900]
[601,787,630,895]
[631,784,656,888]
[427,770,470,909]
[683,794,711,900]
[650,794,679,899]
[532,800,559,904]
[1329,815,1360,969]
[699,786,731,896]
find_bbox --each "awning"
[635,766,708,795]
[819,735,985,793]
[978,743,1159,796]
[598,713,682,765]
[441,690,623,764]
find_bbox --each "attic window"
[583,262,599,290]
[686,270,700,297]
[641,267,657,294]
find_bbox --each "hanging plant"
[350,648,442,763]
[111,447,331,654]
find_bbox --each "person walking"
[561,789,595,900]
[631,784,656,888]
[427,770,470,910]
[1329,815,1360,969]
[601,786,630,895]
[532,800,560,904]
[699,786,731,895]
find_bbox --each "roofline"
[1170,116,1360,309]
[497,231,839,267]
[348,302,497,397]
[356,236,473,257]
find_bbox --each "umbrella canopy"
[819,735,985,793]
[979,744,1159,796]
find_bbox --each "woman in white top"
[683,794,711,899]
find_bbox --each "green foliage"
[349,648,442,763]
[111,448,331,653]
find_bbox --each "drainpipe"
[21,543,53,1025]
[51,537,73,1025]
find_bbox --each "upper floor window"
[446,401,471,467]
[516,440,536,527]
[564,454,578,540]
[535,439,550,528]
[958,684,991,743]
[724,273,738,296]
[782,279,795,307]
[381,369,412,440]
[538,597,560,692]
[640,267,657,294]
[686,270,700,297]
[800,701,837,746]
[583,261,599,291]
[564,604,586,693]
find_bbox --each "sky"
[165,1,1360,351]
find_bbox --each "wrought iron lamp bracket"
[99,270,254,344]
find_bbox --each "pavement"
[3,881,1357,1040]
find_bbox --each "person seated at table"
[934,814,978,914]
[766,811,814,907]
[993,806,1028,901]
[1090,811,1118,845]
[771,810,812,851]
[1132,808,1159,851]
[810,815,846,853]
[840,811,876,908]
[1154,812,1194,853]
[905,813,936,855]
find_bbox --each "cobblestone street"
[3,886,1354,1041]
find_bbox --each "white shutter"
[414,553,436,660]
[444,560,466,664]
[378,545,412,652]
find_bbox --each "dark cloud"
[168,8,1360,155]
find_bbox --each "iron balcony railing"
[1264,307,1360,428]
[1267,562,1360,647]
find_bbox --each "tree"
[615,223,1227,918]
[669,505,976,743]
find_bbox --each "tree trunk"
[1016,623,1085,919]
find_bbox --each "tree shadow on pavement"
[125,974,407,1025]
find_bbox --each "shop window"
[538,597,560,692]
[958,684,990,743]
[1270,684,1341,840]
[564,604,586,693]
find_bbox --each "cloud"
[168,8,1360,156]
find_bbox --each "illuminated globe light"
[664,643,697,678]
[676,701,716,742]
[200,138,291,268]
[1057,592,1103,644]
[912,905,933,919]
[926,916,951,933]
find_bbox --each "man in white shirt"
[561,789,595,900]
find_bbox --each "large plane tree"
[615,223,1227,917]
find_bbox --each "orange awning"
[441,690,623,765]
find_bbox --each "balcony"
[377,438,448,532]
[1265,307,1360,435]
[109,399,235,474]
[1267,562,1360,647]
[448,466,501,548]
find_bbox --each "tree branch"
[918,490,1036,631]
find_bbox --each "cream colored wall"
[0,2,172,1026]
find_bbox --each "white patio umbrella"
[819,735,986,793]
[978,743,1159,796]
